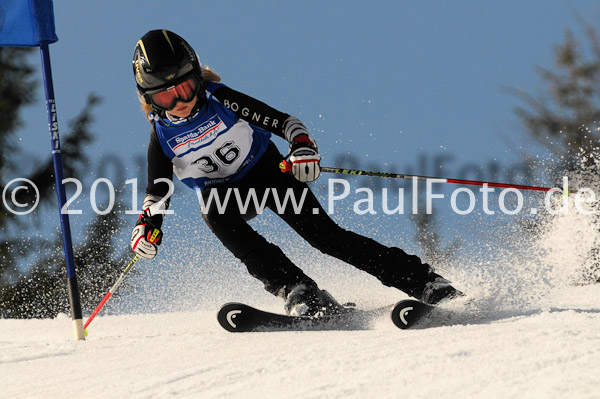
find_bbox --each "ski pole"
[279,160,575,194]
[83,254,141,331]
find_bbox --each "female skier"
[130,29,463,317]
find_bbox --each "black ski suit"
[145,82,438,299]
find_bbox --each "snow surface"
[1,285,599,399]
[3,197,600,399]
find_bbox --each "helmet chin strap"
[190,89,207,114]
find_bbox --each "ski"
[390,299,437,329]
[217,302,389,332]
[218,300,455,332]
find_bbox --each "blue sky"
[18,1,599,179]
[13,1,600,255]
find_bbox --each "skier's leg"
[274,186,435,296]
[283,189,462,303]
[260,159,451,300]
[200,184,316,297]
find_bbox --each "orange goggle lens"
[149,78,198,110]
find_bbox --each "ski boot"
[283,284,347,317]
[421,277,464,305]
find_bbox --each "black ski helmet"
[133,29,201,94]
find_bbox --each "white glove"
[130,194,167,259]
[130,220,162,259]
[288,135,321,182]
[283,116,321,182]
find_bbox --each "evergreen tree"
[0,47,131,318]
[514,24,600,284]
[514,25,600,172]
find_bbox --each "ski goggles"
[145,76,200,111]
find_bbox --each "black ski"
[390,299,437,329]
[217,302,388,332]
[218,300,456,332]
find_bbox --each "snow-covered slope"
[2,283,599,399]
[4,187,600,398]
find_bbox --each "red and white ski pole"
[280,160,575,194]
[83,254,141,332]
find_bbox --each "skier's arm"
[208,82,321,182]
[131,127,172,259]
[209,82,290,139]
[146,127,173,206]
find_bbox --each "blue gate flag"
[0,0,58,47]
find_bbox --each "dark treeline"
[0,48,130,318]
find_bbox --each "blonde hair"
[139,66,221,122]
